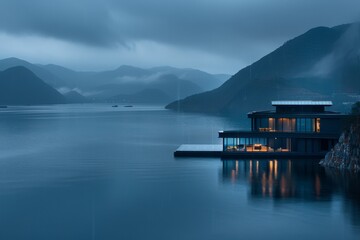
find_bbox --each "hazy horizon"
[0,56,232,75]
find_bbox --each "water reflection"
[221,159,360,226]
[324,168,360,227]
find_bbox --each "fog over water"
[0,105,359,240]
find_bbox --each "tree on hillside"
[351,101,360,115]
[349,101,360,131]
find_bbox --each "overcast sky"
[0,0,359,74]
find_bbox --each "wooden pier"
[174,144,222,157]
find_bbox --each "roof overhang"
[218,130,339,139]
[271,100,333,106]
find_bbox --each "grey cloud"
[0,0,119,46]
[0,0,359,71]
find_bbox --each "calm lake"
[0,104,359,240]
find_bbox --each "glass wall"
[276,118,296,132]
[255,118,271,131]
[296,118,316,132]
[223,137,292,152]
[223,136,333,153]
[254,117,320,133]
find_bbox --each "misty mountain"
[0,57,228,103]
[38,62,229,103]
[40,64,95,89]
[149,74,203,99]
[63,91,88,103]
[93,74,203,103]
[149,66,229,90]
[0,57,64,87]
[109,88,172,104]
[94,65,152,81]
[0,66,65,105]
[167,23,360,115]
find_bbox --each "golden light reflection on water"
[262,173,267,197]
[221,159,360,227]
[222,159,324,199]
[280,175,288,197]
[288,160,292,175]
[249,160,253,178]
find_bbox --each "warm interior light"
[268,118,274,130]
[274,160,278,179]
[316,118,320,132]
[269,160,273,176]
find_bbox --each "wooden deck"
[174,144,222,157]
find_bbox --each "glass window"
[291,118,296,132]
[282,118,291,132]
[316,118,320,132]
[261,118,268,128]
[268,118,275,131]
[305,118,312,132]
[296,118,305,132]
[256,118,261,130]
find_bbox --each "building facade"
[219,101,346,157]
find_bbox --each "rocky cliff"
[320,122,360,171]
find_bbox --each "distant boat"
[0,105,8,108]
[124,105,133,108]
[112,105,118,108]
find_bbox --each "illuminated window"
[268,118,275,131]
[316,118,320,132]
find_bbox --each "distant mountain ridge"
[166,23,360,115]
[0,66,65,105]
[0,57,230,104]
[0,57,64,87]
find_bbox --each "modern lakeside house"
[175,101,346,158]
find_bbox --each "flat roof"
[219,130,340,139]
[176,144,222,152]
[271,101,333,106]
[248,110,345,117]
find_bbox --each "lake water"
[0,104,359,240]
